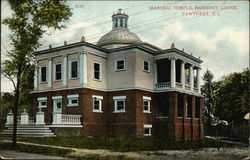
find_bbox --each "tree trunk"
[12,78,20,147]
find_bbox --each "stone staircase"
[0,125,56,137]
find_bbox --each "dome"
[97,28,142,46]
[97,9,142,46]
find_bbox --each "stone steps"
[0,125,56,137]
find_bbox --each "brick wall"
[32,88,203,141]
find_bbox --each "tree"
[2,0,72,146]
[201,69,214,134]
[212,69,249,124]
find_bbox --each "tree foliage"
[201,69,214,129]
[212,69,249,124]
[2,0,72,146]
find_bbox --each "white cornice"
[155,52,201,68]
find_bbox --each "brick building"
[32,9,203,141]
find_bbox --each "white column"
[170,58,176,88]
[52,112,62,124]
[197,68,201,93]
[189,65,194,92]
[21,110,28,124]
[79,53,84,85]
[62,55,68,86]
[118,18,120,27]
[83,53,88,84]
[36,108,45,125]
[79,52,87,85]
[181,61,185,89]
[154,61,158,85]
[34,61,38,90]
[48,58,52,88]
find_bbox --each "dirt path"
[1,140,249,160]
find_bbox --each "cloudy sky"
[1,1,249,92]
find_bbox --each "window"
[38,97,47,108]
[144,124,152,136]
[40,66,47,82]
[70,61,78,78]
[67,94,79,107]
[55,63,62,80]
[143,61,150,72]
[92,95,103,113]
[143,96,151,113]
[115,18,118,27]
[187,96,192,118]
[94,62,101,80]
[125,19,127,28]
[195,97,200,118]
[177,93,183,117]
[120,18,123,27]
[115,59,125,71]
[113,96,126,113]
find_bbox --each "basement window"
[144,124,152,136]
[113,96,126,113]
[38,97,47,108]
[67,94,79,107]
[92,95,103,113]
[143,96,151,113]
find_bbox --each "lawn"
[16,137,234,152]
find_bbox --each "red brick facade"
[33,88,203,141]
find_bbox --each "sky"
[1,1,249,92]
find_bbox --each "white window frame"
[113,96,126,113]
[37,97,47,108]
[67,94,79,107]
[54,62,62,81]
[69,60,78,79]
[39,66,47,83]
[143,60,150,72]
[92,95,103,113]
[144,124,152,136]
[115,59,126,71]
[143,96,151,113]
[93,61,101,81]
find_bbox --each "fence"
[210,121,249,143]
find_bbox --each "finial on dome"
[49,44,52,49]
[171,43,175,49]
[191,52,193,56]
[80,36,85,42]
[118,8,122,13]
[64,41,67,46]
[182,48,184,51]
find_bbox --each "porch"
[155,57,200,93]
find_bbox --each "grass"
[15,136,234,152]
[0,142,143,160]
